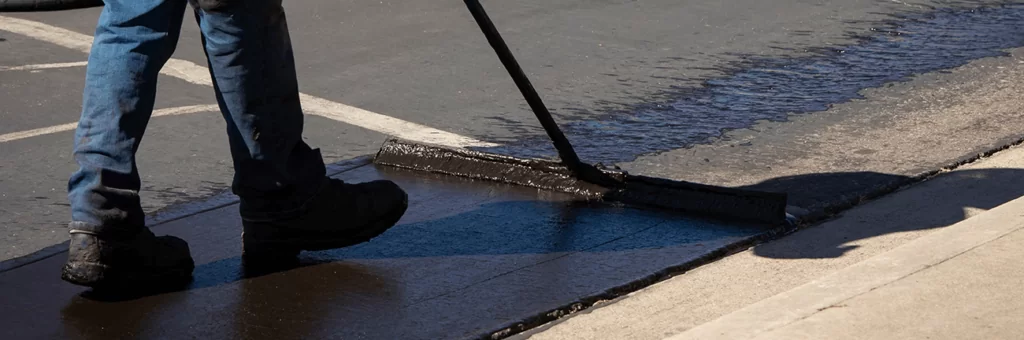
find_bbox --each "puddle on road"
[472,3,1024,165]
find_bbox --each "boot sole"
[61,259,195,289]
[241,193,409,259]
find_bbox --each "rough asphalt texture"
[1,0,1023,261]
[630,46,1024,217]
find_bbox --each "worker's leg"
[62,0,195,288]
[190,0,325,216]
[191,0,408,260]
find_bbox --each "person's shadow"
[737,168,1024,259]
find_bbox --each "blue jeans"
[68,0,326,234]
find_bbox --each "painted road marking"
[0,15,499,148]
[0,104,220,143]
[0,61,88,71]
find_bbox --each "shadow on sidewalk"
[740,168,1024,259]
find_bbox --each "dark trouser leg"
[191,0,326,221]
[191,0,407,260]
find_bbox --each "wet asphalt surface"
[4,0,1021,260]
[0,163,770,340]
[6,0,1024,338]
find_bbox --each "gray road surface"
[3,0,1024,263]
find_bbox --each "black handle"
[462,0,585,172]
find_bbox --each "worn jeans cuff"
[67,221,147,239]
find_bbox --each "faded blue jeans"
[68,0,326,234]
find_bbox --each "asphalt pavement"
[6,0,1024,339]
[3,0,1023,261]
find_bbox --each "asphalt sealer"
[374,0,788,225]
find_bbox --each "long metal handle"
[462,0,585,172]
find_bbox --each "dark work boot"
[61,225,195,289]
[240,178,408,260]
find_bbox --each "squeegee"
[374,0,788,224]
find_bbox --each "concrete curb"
[665,195,1024,340]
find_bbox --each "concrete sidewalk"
[672,193,1024,340]
[519,142,1024,340]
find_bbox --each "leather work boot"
[240,178,408,261]
[61,226,195,289]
